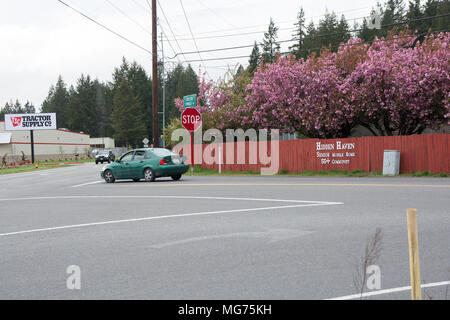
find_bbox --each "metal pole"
[191,131,194,174]
[161,31,166,147]
[152,0,159,148]
[218,146,222,174]
[30,130,35,164]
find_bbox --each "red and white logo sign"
[10,117,22,127]
[4,113,57,131]
[181,108,202,132]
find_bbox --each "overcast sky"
[0,0,381,110]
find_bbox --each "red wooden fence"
[191,134,449,174]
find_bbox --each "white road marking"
[0,195,343,205]
[71,181,104,188]
[149,229,315,249]
[0,196,343,237]
[326,281,450,300]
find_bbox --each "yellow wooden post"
[407,209,422,300]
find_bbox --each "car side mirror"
[115,159,120,163]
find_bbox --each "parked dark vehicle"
[95,150,112,164]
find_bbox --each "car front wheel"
[144,168,155,182]
[104,169,115,183]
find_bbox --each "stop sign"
[181,108,202,132]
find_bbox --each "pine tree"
[422,0,449,32]
[261,18,280,64]
[289,7,306,59]
[303,21,318,57]
[382,0,406,36]
[111,80,147,148]
[41,76,69,128]
[317,10,339,48]
[248,42,261,73]
[23,101,35,113]
[337,14,351,44]
[66,74,99,135]
[358,4,384,41]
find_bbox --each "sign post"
[181,106,202,174]
[143,138,149,148]
[4,113,57,165]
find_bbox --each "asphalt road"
[0,163,449,300]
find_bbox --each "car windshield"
[99,151,109,155]
[150,148,177,157]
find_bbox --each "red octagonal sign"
[181,108,202,132]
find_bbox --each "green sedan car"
[100,148,189,183]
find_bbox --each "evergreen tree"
[66,74,99,136]
[94,80,108,137]
[111,58,152,138]
[23,101,35,113]
[261,18,280,63]
[317,10,339,48]
[289,7,306,59]
[407,0,423,33]
[248,42,261,73]
[382,0,406,36]
[111,80,147,147]
[422,0,449,32]
[41,76,69,128]
[165,63,199,122]
[337,14,351,44]
[303,21,319,57]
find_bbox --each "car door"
[129,150,147,178]
[116,151,135,179]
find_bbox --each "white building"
[0,120,90,162]
[90,137,115,149]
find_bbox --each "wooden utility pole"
[407,209,422,300]
[152,0,159,147]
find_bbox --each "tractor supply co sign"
[316,140,357,166]
[5,113,57,131]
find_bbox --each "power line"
[56,0,152,56]
[194,0,238,29]
[163,11,450,43]
[168,13,450,60]
[179,0,210,78]
[104,0,152,35]
[167,6,371,39]
[156,0,188,62]
[142,0,179,60]
[181,28,449,63]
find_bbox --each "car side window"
[133,151,146,161]
[144,152,151,159]
[120,152,134,162]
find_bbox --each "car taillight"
[159,158,166,165]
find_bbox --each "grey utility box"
[383,150,400,176]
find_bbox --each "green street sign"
[183,94,197,108]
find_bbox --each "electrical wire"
[179,0,210,78]
[56,0,153,56]
[168,13,450,60]
[181,28,449,63]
